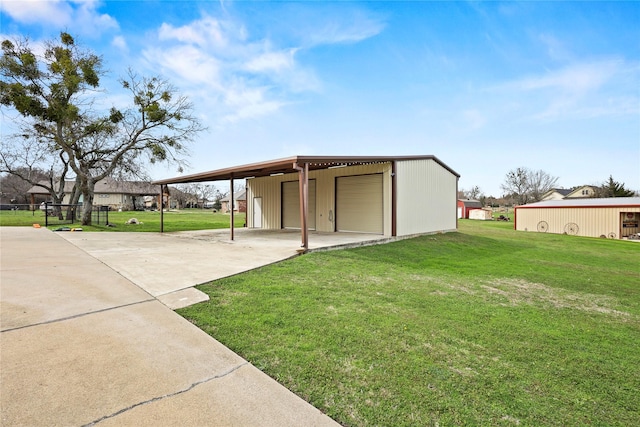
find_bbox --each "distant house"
[220,190,247,213]
[26,178,164,210]
[565,185,598,199]
[457,199,483,219]
[541,186,599,201]
[541,188,572,201]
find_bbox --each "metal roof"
[153,155,460,185]
[516,197,640,209]
[458,199,483,207]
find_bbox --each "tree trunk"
[81,179,96,226]
[51,193,64,220]
[66,177,81,220]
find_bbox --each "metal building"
[154,155,460,250]
[514,197,640,240]
[457,199,483,219]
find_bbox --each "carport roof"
[153,155,460,184]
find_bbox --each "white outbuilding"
[514,197,640,240]
[154,155,460,250]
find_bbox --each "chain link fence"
[0,203,110,227]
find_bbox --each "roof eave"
[152,155,460,185]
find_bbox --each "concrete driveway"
[57,228,388,309]
[0,227,341,426]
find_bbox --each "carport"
[153,155,459,252]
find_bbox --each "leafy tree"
[595,176,636,197]
[0,32,203,225]
[501,167,558,205]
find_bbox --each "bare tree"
[177,183,216,208]
[198,184,217,208]
[0,167,48,204]
[528,169,559,202]
[460,186,483,200]
[501,167,531,205]
[501,167,558,205]
[173,184,202,208]
[0,136,76,217]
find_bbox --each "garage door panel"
[336,174,383,233]
[282,180,316,230]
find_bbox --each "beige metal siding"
[336,174,383,233]
[247,163,392,235]
[282,180,316,230]
[312,163,391,235]
[246,175,286,229]
[516,206,640,239]
[395,159,458,236]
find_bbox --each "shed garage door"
[336,174,383,233]
[282,180,316,230]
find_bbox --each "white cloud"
[140,6,383,125]
[495,59,640,120]
[111,35,127,52]
[305,11,385,46]
[0,0,118,35]
[0,0,72,27]
[222,84,286,123]
[244,49,297,73]
[512,61,617,94]
[144,45,223,88]
[143,15,324,124]
[158,16,241,50]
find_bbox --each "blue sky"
[1,0,639,196]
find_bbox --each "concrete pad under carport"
[58,227,390,309]
[0,227,339,426]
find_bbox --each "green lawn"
[178,220,640,426]
[0,208,245,231]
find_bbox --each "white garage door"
[336,174,383,234]
[282,180,316,230]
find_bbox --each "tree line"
[459,168,636,206]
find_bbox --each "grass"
[178,220,640,426]
[0,208,245,231]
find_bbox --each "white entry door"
[253,197,262,228]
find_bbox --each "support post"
[230,174,235,241]
[160,184,164,233]
[294,162,309,251]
